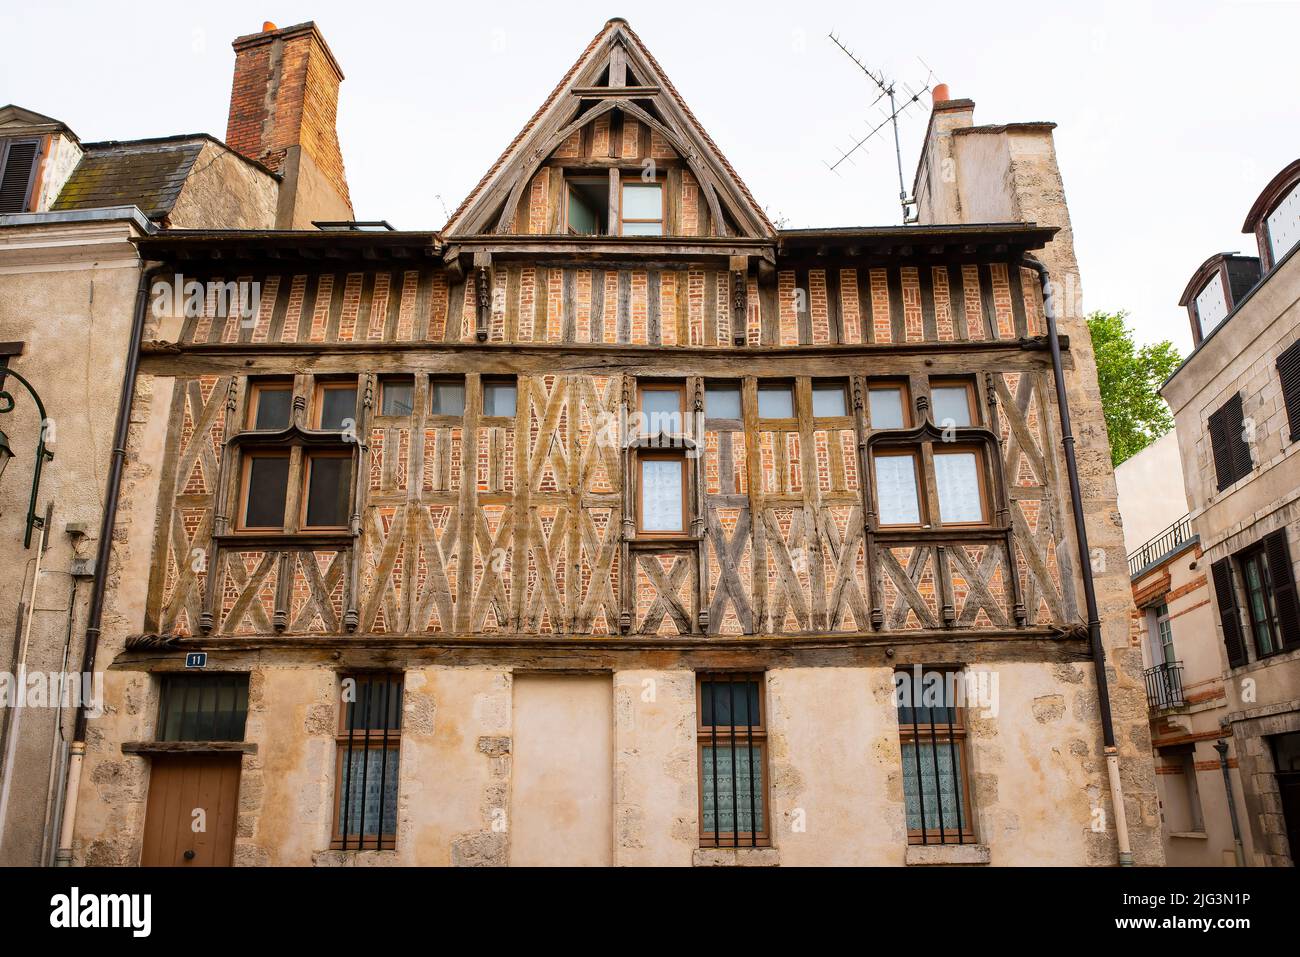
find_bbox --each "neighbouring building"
[1162,157,1300,867]
[65,19,1161,867]
[1117,432,1253,865]
[0,19,356,867]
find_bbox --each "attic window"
[1266,182,1300,264]
[0,138,40,214]
[566,176,609,236]
[1194,272,1229,339]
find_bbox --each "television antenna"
[825,31,934,224]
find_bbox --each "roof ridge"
[443,21,610,231]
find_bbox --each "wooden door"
[140,754,241,867]
[509,675,613,866]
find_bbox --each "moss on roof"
[51,139,205,219]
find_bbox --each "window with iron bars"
[895,667,976,845]
[332,673,403,851]
[696,673,769,848]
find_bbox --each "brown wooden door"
[140,754,241,867]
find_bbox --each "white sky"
[5,0,1299,354]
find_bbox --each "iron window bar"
[334,673,402,851]
[897,667,973,846]
[698,674,766,848]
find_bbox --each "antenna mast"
[825,32,932,224]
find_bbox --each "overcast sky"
[5,0,1298,353]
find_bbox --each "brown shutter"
[0,139,39,214]
[1210,557,1248,667]
[1264,530,1300,651]
[1277,340,1300,443]
[1208,393,1250,491]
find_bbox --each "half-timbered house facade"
[68,19,1162,866]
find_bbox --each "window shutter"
[0,139,39,214]
[1264,530,1300,651]
[1210,557,1248,667]
[1278,341,1300,443]
[1208,393,1251,491]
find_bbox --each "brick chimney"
[226,21,353,228]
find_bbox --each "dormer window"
[1178,253,1262,345]
[1264,180,1300,265]
[0,137,40,214]
[1193,272,1229,338]
[1243,159,1300,272]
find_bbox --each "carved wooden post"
[344,373,373,633]
[853,376,884,631]
[730,256,749,347]
[474,256,491,343]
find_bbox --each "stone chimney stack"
[226,21,353,228]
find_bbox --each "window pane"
[305,456,352,528]
[757,383,794,418]
[430,379,466,416]
[158,675,249,742]
[700,680,761,727]
[342,675,404,732]
[243,456,289,528]
[701,745,764,835]
[812,383,847,417]
[705,383,741,419]
[381,381,414,416]
[621,221,663,236]
[568,186,599,236]
[252,388,291,430]
[874,455,921,525]
[901,741,967,833]
[934,451,983,523]
[318,387,356,430]
[869,388,905,429]
[622,183,662,219]
[336,747,400,839]
[641,388,682,434]
[931,386,972,427]
[640,458,683,532]
[483,381,516,417]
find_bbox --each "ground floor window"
[895,667,976,845]
[332,673,403,851]
[696,673,769,848]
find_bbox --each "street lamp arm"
[0,365,55,549]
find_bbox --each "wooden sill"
[122,741,257,756]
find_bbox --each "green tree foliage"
[1086,310,1182,466]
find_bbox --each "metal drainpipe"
[1024,255,1134,867]
[54,262,159,867]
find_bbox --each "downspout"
[1024,256,1134,867]
[54,261,159,867]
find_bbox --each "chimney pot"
[263,21,277,32]
[932,83,951,104]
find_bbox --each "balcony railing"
[1143,661,1186,712]
[1128,514,1196,578]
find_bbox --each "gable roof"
[443,18,773,238]
[0,104,77,141]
